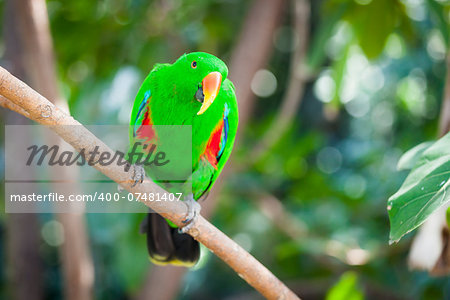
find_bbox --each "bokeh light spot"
[371,102,395,134]
[385,34,405,59]
[346,248,370,265]
[427,30,446,61]
[68,60,89,83]
[317,147,343,174]
[361,65,384,92]
[251,69,277,97]
[344,174,367,198]
[345,96,370,118]
[402,0,426,21]
[396,70,427,117]
[233,233,253,252]
[314,71,336,103]
[41,220,64,247]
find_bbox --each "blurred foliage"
[0,0,450,299]
[326,271,364,300]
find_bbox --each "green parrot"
[128,52,238,267]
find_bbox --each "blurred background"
[0,0,449,299]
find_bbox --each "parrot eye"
[191,61,197,69]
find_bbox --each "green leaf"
[397,141,434,171]
[388,132,450,243]
[326,272,364,300]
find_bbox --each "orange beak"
[197,71,222,115]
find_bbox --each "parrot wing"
[192,80,238,199]
[131,90,158,143]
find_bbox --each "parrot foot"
[178,194,201,234]
[131,164,145,187]
[117,184,125,192]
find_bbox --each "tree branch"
[0,66,300,300]
[0,95,29,117]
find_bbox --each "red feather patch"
[137,110,157,143]
[203,119,224,169]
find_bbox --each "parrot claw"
[117,184,125,192]
[131,164,145,187]
[178,194,201,234]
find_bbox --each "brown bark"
[7,1,94,299]
[6,214,45,300]
[9,0,61,105]
[0,65,301,300]
[5,108,45,300]
[0,95,29,117]
[3,1,45,299]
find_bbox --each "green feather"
[129,52,238,199]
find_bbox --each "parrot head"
[172,52,228,115]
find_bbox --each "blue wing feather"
[133,90,151,137]
[216,103,230,161]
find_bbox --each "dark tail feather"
[142,213,200,267]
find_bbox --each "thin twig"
[0,66,300,300]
